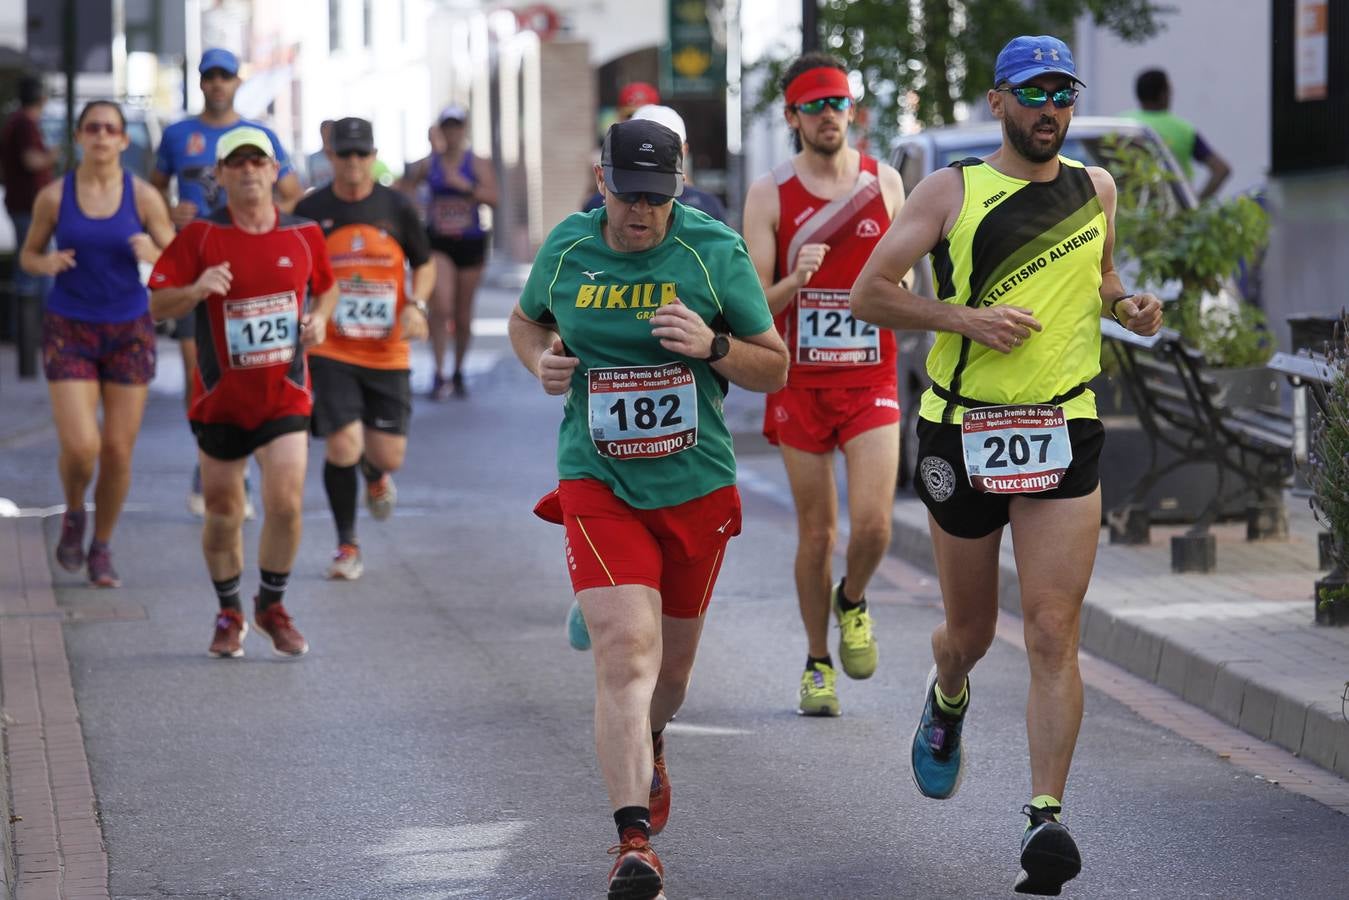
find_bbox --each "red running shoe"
[208,609,248,658]
[254,601,309,656]
[607,832,664,900]
[649,734,671,835]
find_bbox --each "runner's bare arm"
[301,283,339,347]
[275,172,303,213]
[649,298,789,393]
[150,263,232,321]
[18,183,75,276]
[1089,166,1161,336]
[509,304,579,396]
[876,163,914,291]
[742,174,826,316]
[471,156,499,207]
[130,177,176,263]
[851,168,1039,354]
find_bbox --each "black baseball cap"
[601,119,684,198]
[332,117,375,155]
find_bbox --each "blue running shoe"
[910,664,968,799]
[566,600,591,651]
[1015,802,1081,895]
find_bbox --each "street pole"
[802,0,818,52]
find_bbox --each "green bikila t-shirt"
[519,202,775,509]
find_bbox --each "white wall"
[0,0,25,50]
[1075,2,1270,197]
[546,0,665,65]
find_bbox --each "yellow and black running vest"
[919,156,1107,425]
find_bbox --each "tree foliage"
[749,0,1172,146]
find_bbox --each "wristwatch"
[410,298,430,318]
[705,332,731,363]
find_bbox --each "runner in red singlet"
[742,52,909,717]
[150,126,338,660]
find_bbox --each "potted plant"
[1305,313,1349,626]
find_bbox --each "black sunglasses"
[614,191,674,206]
[998,85,1079,109]
[201,68,237,82]
[336,149,372,159]
[794,96,852,115]
[222,152,270,169]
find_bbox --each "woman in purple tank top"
[399,104,499,399]
[18,100,175,587]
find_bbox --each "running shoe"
[832,581,878,679]
[606,833,664,900]
[208,609,248,658]
[566,599,592,651]
[1015,803,1081,896]
[55,509,86,572]
[451,370,467,398]
[649,734,671,835]
[366,474,397,521]
[86,541,120,588]
[797,662,841,717]
[327,544,364,581]
[254,601,309,656]
[187,465,205,517]
[430,372,453,402]
[910,664,968,799]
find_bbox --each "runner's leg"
[47,380,101,513]
[928,516,1002,699]
[429,251,455,388]
[649,614,706,730]
[578,583,664,810]
[253,430,309,573]
[324,420,363,548]
[92,383,148,543]
[362,428,407,474]
[779,445,838,658]
[451,262,484,382]
[199,450,249,581]
[1008,489,1100,801]
[839,423,899,601]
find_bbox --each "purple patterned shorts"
[43,310,157,385]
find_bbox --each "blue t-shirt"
[155,118,293,213]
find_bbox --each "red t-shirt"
[772,152,895,389]
[150,207,335,428]
[0,110,53,215]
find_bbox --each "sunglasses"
[794,96,852,115]
[201,68,237,82]
[614,191,674,206]
[222,152,271,169]
[336,149,373,159]
[999,86,1079,109]
[80,122,123,136]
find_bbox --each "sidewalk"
[887,491,1349,780]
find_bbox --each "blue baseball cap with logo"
[199,48,240,76]
[994,35,1084,88]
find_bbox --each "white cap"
[630,104,687,146]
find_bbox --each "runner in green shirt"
[510,118,787,900]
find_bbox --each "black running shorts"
[309,356,412,438]
[192,415,309,461]
[914,416,1105,539]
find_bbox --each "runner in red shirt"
[742,52,909,717]
[150,126,337,659]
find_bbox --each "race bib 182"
[588,363,698,459]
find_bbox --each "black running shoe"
[1015,803,1081,896]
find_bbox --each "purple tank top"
[426,152,485,239]
[47,170,149,323]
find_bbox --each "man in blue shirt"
[152,47,303,516]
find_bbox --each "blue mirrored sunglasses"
[614,191,674,206]
[999,86,1079,109]
[794,96,853,115]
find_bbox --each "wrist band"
[1110,294,1134,325]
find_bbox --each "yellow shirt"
[919,156,1107,424]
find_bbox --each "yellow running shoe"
[832,581,878,680]
[798,662,841,717]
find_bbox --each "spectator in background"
[306,119,336,190]
[582,105,727,224]
[1,74,58,318]
[616,81,660,122]
[1121,68,1231,201]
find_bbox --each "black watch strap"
[705,332,731,363]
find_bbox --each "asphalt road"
[4,289,1347,899]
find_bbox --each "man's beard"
[800,127,844,157]
[1005,115,1066,164]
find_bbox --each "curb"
[886,498,1349,781]
[0,516,110,899]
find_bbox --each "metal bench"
[1102,320,1294,572]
